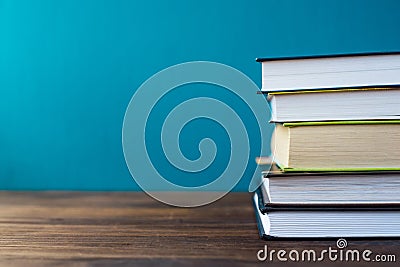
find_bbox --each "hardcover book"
[257,52,400,92]
[259,170,400,210]
[272,120,400,172]
[253,191,400,239]
[268,88,400,122]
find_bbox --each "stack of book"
[253,52,400,238]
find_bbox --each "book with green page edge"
[271,120,400,172]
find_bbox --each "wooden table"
[0,192,398,266]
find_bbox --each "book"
[268,88,400,122]
[259,170,400,209]
[254,51,400,240]
[272,120,400,172]
[253,191,400,239]
[256,52,400,92]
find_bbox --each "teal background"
[1,0,399,190]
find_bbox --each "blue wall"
[1,0,399,190]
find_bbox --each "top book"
[256,52,400,92]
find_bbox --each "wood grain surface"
[0,191,398,266]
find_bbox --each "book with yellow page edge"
[271,120,400,172]
[267,87,400,122]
